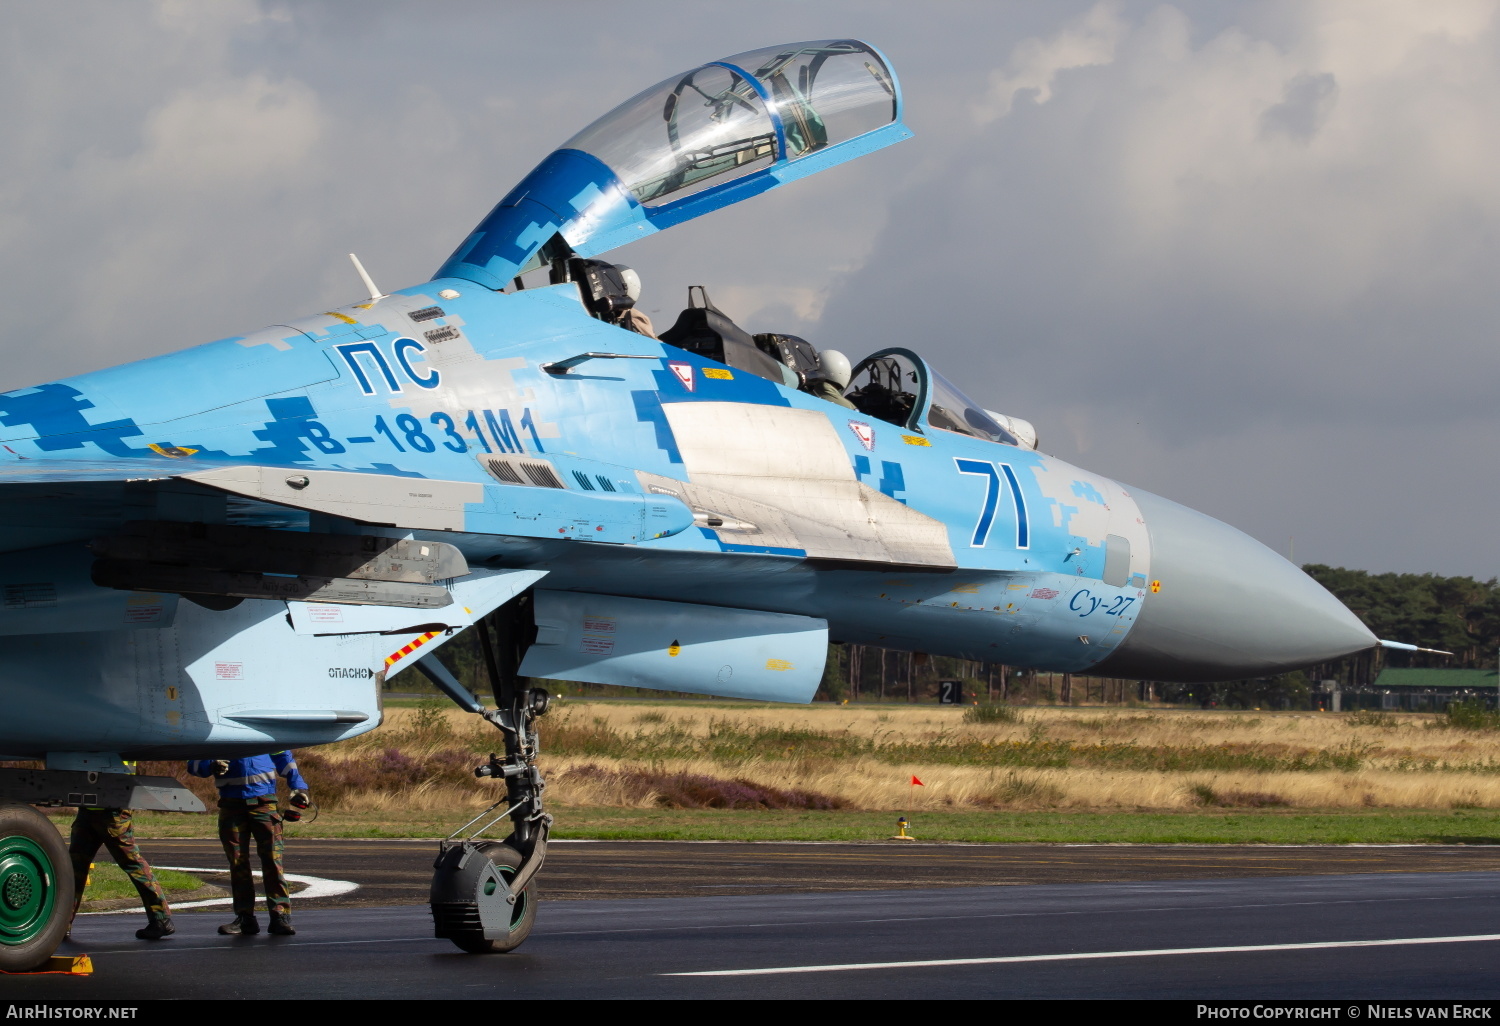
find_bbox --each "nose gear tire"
[431,842,535,954]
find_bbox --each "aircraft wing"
[0,457,198,549]
[0,457,183,485]
[0,456,694,549]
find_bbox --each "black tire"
[0,803,74,972]
[446,843,536,954]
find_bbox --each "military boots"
[218,914,260,935]
[135,918,175,940]
[268,912,295,936]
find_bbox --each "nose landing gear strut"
[416,600,551,954]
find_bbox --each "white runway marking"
[80,866,357,914]
[668,932,1500,976]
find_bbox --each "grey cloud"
[1260,72,1338,141]
[818,3,1500,576]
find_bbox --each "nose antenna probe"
[348,253,386,301]
[1378,639,1454,656]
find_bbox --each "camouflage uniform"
[217,796,289,916]
[188,752,306,926]
[68,807,170,926]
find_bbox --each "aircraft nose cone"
[1093,489,1376,682]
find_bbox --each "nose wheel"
[431,841,537,953]
[423,599,551,955]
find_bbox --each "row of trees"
[813,649,1159,705]
[1302,565,1500,669]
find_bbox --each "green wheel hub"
[499,865,527,930]
[0,836,57,946]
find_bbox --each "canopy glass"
[436,40,908,289]
[564,39,898,207]
[845,349,1019,446]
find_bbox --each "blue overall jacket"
[187,752,308,800]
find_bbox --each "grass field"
[117,699,1500,843]
[81,863,203,902]
[117,806,1500,844]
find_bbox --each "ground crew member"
[187,751,309,936]
[805,349,855,410]
[67,771,174,940]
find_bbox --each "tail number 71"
[955,459,1029,549]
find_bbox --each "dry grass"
[280,700,1500,815]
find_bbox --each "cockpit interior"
[593,271,1034,450]
[519,246,1037,451]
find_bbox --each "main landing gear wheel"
[0,802,74,972]
[431,842,536,954]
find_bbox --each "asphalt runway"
[114,836,1500,904]
[13,842,1500,999]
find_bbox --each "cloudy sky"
[2,1,1496,578]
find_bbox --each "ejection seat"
[847,351,919,427]
[659,286,797,386]
[754,332,820,383]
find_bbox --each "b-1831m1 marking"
[0,39,1377,967]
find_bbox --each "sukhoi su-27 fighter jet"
[0,40,1382,967]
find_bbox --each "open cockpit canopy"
[565,40,899,206]
[435,40,909,290]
